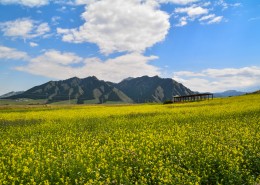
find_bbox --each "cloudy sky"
[0,0,259,94]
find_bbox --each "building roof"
[173,93,213,98]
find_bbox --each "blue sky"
[0,0,259,95]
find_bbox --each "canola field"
[0,95,259,184]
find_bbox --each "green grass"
[50,99,78,105]
[0,95,259,184]
[83,99,100,104]
[0,99,46,105]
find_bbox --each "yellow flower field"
[0,95,259,184]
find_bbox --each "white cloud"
[216,0,228,10]
[175,5,208,17]
[29,42,38,47]
[174,3,226,26]
[199,14,215,21]
[0,0,49,7]
[232,3,241,7]
[69,0,197,5]
[216,0,241,10]
[174,5,211,26]
[81,53,160,82]
[35,22,50,35]
[0,45,29,60]
[51,16,61,25]
[16,51,161,82]
[199,14,223,24]
[157,0,198,5]
[202,1,211,7]
[30,50,83,65]
[173,66,260,92]
[73,0,198,6]
[57,6,67,12]
[57,0,170,55]
[0,18,50,40]
[207,16,223,24]
[73,0,94,5]
[176,17,188,27]
[173,71,205,77]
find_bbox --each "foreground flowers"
[0,95,259,184]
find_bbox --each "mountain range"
[0,91,24,99]
[3,76,194,104]
[213,90,246,97]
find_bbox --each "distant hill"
[5,76,194,104]
[213,90,246,97]
[0,91,24,98]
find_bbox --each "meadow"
[0,95,259,184]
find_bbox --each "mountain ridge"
[213,90,246,97]
[4,76,194,104]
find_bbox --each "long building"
[173,93,213,103]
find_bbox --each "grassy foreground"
[0,95,259,184]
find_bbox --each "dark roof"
[174,93,213,98]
